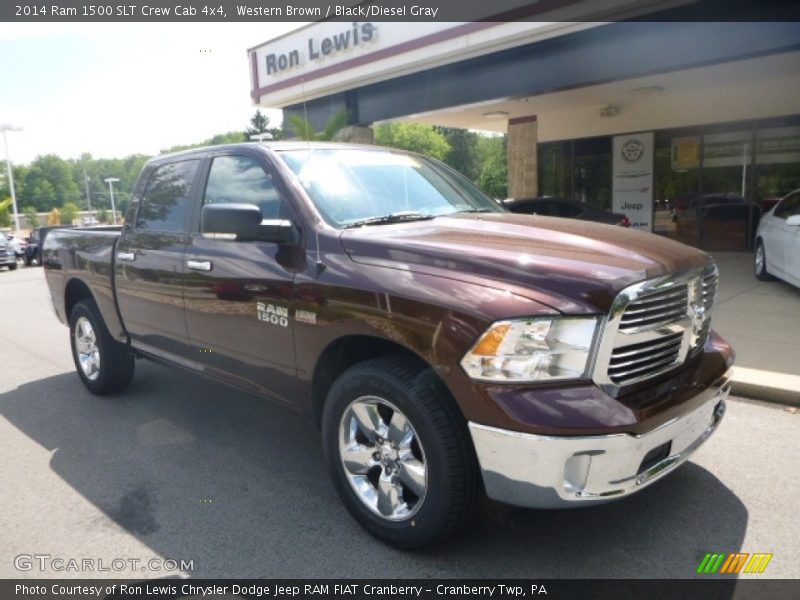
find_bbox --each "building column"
[507,115,538,199]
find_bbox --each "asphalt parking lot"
[1,266,799,579]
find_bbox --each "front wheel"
[322,357,478,548]
[754,240,774,281]
[7,261,17,271]
[69,299,135,395]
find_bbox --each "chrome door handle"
[186,259,212,271]
[118,251,135,261]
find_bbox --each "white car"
[754,189,800,288]
[0,233,18,271]
[5,234,27,258]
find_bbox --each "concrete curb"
[730,366,800,407]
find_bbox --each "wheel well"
[64,279,94,321]
[310,336,433,428]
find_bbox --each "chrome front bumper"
[469,371,731,508]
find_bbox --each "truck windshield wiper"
[455,207,495,213]
[343,211,435,228]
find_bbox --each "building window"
[538,137,611,211]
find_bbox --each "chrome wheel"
[339,396,427,521]
[74,316,100,381]
[755,243,765,275]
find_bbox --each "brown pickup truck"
[44,142,733,548]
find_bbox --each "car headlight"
[460,317,599,383]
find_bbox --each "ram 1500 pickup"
[44,142,733,548]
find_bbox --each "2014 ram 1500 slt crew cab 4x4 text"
[44,143,733,548]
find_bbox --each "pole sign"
[613,132,654,231]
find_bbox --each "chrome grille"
[593,262,718,392]
[692,269,718,353]
[608,332,683,385]
[618,284,688,332]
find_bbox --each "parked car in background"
[504,196,631,226]
[755,188,800,288]
[25,225,74,266]
[0,233,18,271]
[6,234,28,260]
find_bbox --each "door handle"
[186,259,212,271]
[118,251,135,261]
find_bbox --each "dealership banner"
[612,132,654,231]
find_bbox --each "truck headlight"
[460,317,599,383]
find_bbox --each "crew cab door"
[183,151,300,403]
[115,157,201,361]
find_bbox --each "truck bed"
[43,227,127,342]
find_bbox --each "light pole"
[83,165,92,217]
[104,177,120,225]
[1,124,22,232]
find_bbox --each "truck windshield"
[278,148,505,228]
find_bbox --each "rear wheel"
[69,299,135,394]
[322,356,478,549]
[754,239,774,281]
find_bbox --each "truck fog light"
[564,454,591,493]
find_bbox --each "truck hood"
[339,213,710,314]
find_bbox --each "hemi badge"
[295,309,317,325]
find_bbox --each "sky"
[0,22,304,165]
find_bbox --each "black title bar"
[3,0,800,22]
[4,579,800,600]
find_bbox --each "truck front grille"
[692,269,718,354]
[593,263,718,392]
[608,332,684,385]
[618,284,688,332]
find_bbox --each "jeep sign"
[612,132,654,231]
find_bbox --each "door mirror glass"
[201,203,296,243]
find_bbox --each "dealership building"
[248,9,800,251]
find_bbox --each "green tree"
[373,123,451,160]
[161,131,247,154]
[22,205,39,228]
[287,109,348,141]
[60,201,80,225]
[0,198,12,228]
[475,134,508,199]
[245,109,282,141]
[436,127,479,179]
[96,208,109,224]
[0,164,27,201]
[19,155,80,210]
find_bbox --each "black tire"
[322,356,479,549]
[69,299,135,395]
[8,261,17,271]
[754,239,774,281]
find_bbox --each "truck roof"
[151,141,391,163]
